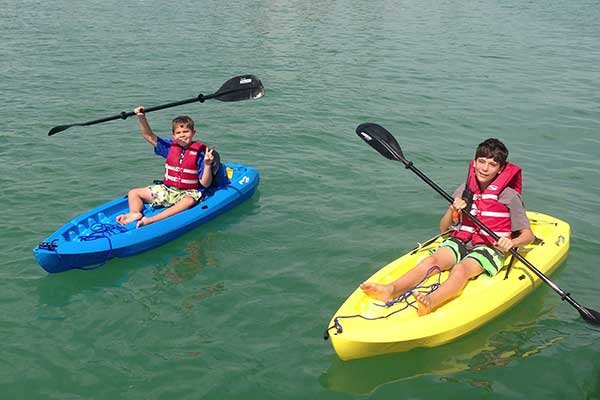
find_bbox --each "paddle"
[356,122,600,326]
[48,75,265,136]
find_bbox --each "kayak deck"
[34,163,259,273]
[327,212,570,360]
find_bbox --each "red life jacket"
[451,161,522,246]
[163,141,206,190]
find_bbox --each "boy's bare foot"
[413,292,433,316]
[116,212,142,226]
[360,282,395,303]
[136,216,152,229]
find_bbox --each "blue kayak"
[34,163,259,273]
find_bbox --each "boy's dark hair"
[475,138,508,166]
[171,115,195,132]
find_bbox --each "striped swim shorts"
[439,237,505,276]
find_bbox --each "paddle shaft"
[400,159,596,321]
[69,93,221,128]
[48,74,264,136]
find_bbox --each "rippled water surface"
[2,0,600,398]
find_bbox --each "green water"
[2,0,600,398]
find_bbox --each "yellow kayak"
[327,211,570,361]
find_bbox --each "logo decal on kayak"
[239,176,250,185]
[240,78,252,84]
[359,132,372,141]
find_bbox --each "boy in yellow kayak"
[361,138,535,315]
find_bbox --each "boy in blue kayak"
[116,106,228,228]
[361,138,534,315]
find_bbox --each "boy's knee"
[128,188,142,196]
[129,187,150,196]
[427,249,455,269]
[180,196,197,208]
[428,254,442,265]
[451,262,481,280]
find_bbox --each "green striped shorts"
[439,237,505,276]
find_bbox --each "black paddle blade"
[214,75,265,102]
[580,307,600,326]
[355,123,405,162]
[48,124,76,136]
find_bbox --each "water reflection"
[158,233,227,309]
[162,232,221,284]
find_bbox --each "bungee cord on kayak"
[37,223,128,271]
[38,223,127,271]
[324,266,442,340]
[380,266,442,308]
[79,223,129,242]
[77,223,129,270]
[37,239,59,251]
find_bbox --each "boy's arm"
[439,205,455,232]
[439,197,466,232]
[440,185,466,232]
[495,190,535,251]
[496,228,534,252]
[199,148,215,188]
[513,228,535,247]
[135,106,157,147]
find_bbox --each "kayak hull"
[327,212,570,360]
[33,163,259,273]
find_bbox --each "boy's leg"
[361,247,457,303]
[413,258,484,316]
[116,187,153,225]
[136,195,197,228]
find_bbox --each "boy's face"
[172,123,196,148]
[474,157,503,187]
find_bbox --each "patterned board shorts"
[148,184,202,208]
[439,237,505,276]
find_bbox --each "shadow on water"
[320,284,566,395]
[38,238,218,302]
[35,261,131,307]
[34,237,221,308]
[34,193,261,307]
